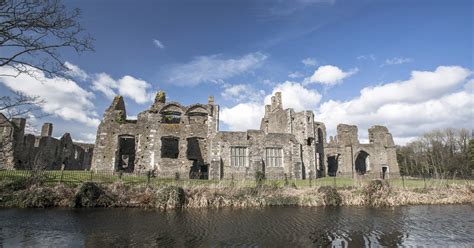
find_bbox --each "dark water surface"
[0,205,473,247]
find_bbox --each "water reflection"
[0,205,472,247]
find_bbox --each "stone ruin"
[0,113,93,170]
[0,90,398,179]
[91,91,399,179]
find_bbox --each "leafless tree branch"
[0,0,93,78]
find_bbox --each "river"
[0,205,473,247]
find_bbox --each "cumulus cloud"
[216,65,472,145]
[221,84,265,102]
[65,61,89,81]
[302,57,318,67]
[91,73,153,104]
[220,81,321,131]
[383,57,413,66]
[464,79,474,91]
[306,65,358,85]
[165,52,268,86]
[264,81,321,111]
[0,66,100,127]
[220,103,264,131]
[316,66,473,144]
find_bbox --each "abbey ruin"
[0,113,93,170]
[0,90,398,179]
[91,91,399,179]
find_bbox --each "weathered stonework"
[0,113,93,170]
[91,91,399,179]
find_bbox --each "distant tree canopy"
[0,0,93,78]
[397,128,472,178]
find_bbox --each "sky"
[0,0,473,144]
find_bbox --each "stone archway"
[355,151,370,175]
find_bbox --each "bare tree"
[0,0,93,78]
[397,128,472,178]
[0,90,44,119]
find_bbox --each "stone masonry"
[91,91,399,179]
[0,113,93,170]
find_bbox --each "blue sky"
[0,0,472,144]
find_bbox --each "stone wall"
[91,93,219,178]
[90,91,400,180]
[0,114,93,170]
[210,131,302,179]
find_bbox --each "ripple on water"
[0,205,473,247]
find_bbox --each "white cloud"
[220,102,264,131]
[264,81,321,111]
[0,66,100,127]
[220,81,321,131]
[221,84,265,102]
[153,39,165,49]
[118,76,153,104]
[288,71,304,78]
[91,73,118,99]
[73,133,97,143]
[302,57,318,67]
[306,65,358,85]
[348,66,471,113]
[165,52,268,86]
[65,61,89,81]
[464,79,474,91]
[383,57,413,66]
[316,66,473,144]
[91,73,153,104]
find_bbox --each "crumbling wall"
[210,130,302,179]
[91,92,219,177]
[0,114,93,170]
[91,91,399,180]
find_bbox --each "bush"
[18,185,56,208]
[73,182,114,208]
[317,186,342,206]
[255,171,265,187]
[0,173,46,192]
[154,185,186,209]
[363,180,391,207]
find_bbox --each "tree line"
[397,128,474,178]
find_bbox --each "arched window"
[355,151,370,175]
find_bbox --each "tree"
[0,0,93,78]
[0,90,44,119]
[396,128,472,178]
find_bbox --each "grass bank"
[0,178,472,209]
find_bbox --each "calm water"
[0,205,473,247]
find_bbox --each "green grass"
[0,170,472,189]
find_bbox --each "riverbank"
[0,178,472,209]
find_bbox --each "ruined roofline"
[264,92,315,115]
